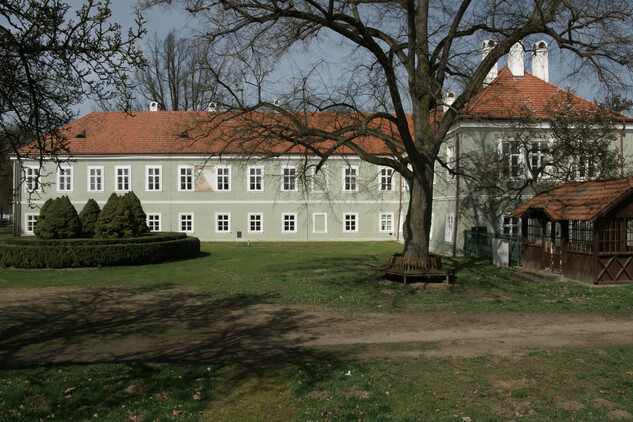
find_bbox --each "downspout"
[620,122,625,178]
[452,130,460,257]
[396,173,403,242]
[12,159,21,237]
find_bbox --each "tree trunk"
[402,165,434,258]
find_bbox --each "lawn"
[2,241,633,420]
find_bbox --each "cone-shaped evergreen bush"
[95,193,135,238]
[33,196,81,239]
[79,198,101,237]
[121,191,148,235]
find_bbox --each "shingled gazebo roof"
[508,178,633,222]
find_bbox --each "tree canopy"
[142,0,633,257]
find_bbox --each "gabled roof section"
[461,66,633,122]
[509,177,633,222]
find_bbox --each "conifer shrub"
[94,193,135,238]
[33,196,81,239]
[79,198,101,237]
[121,191,149,235]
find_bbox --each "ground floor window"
[25,214,38,234]
[344,213,358,233]
[282,213,297,233]
[248,213,263,233]
[313,213,327,233]
[526,218,543,245]
[444,213,455,243]
[502,216,521,236]
[379,213,393,232]
[147,213,161,232]
[179,213,193,233]
[568,220,594,252]
[216,213,230,233]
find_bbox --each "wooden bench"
[373,255,454,284]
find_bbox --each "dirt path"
[1,285,633,365]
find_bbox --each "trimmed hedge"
[0,233,200,268]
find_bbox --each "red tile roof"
[508,177,633,221]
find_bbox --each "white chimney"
[532,40,549,82]
[149,101,159,111]
[508,42,524,77]
[208,102,217,112]
[442,92,456,112]
[482,40,498,85]
[273,99,281,107]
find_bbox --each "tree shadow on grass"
[0,285,339,369]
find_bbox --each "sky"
[98,0,604,114]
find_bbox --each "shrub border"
[0,233,200,268]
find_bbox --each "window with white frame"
[282,167,297,191]
[310,166,328,193]
[248,213,263,233]
[88,167,104,192]
[379,167,394,191]
[379,213,394,232]
[313,212,327,233]
[429,213,434,240]
[577,156,596,180]
[501,141,521,178]
[216,166,231,191]
[115,166,131,192]
[343,166,358,192]
[344,213,358,233]
[444,213,455,243]
[146,166,161,191]
[25,214,38,234]
[529,141,549,177]
[216,213,230,232]
[248,166,264,191]
[179,213,193,233]
[179,166,194,191]
[502,216,521,236]
[282,213,297,233]
[446,145,455,180]
[57,167,72,192]
[147,213,161,232]
[25,167,40,192]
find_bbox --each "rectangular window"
[578,156,596,180]
[313,212,327,233]
[25,167,40,192]
[147,213,161,232]
[179,166,194,191]
[529,141,550,177]
[57,167,72,192]
[444,213,455,243]
[179,213,193,233]
[429,213,434,240]
[282,167,297,191]
[446,145,455,180]
[282,213,297,233]
[216,166,231,191]
[344,213,358,233]
[501,141,521,178]
[343,167,358,192]
[379,213,394,232]
[216,213,230,232]
[248,213,263,233]
[146,166,161,191]
[115,166,131,192]
[88,167,104,192]
[502,216,521,236]
[379,168,394,191]
[25,214,38,234]
[248,166,264,191]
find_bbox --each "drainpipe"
[12,159,21,237]
[452,131,460,257]
[621,122,625,177]
[396,173,403,242]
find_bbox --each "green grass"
[2,241,633,314]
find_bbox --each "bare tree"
[461,89,622,228]
[1,0,145,167]
[134,29,221,110]
[141,0,633,258]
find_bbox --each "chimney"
[508,42,524,77]
[531,40,549,82]
[149,101,159,111]
[482,40,498,85]
[442,92,456,112]
[208,102,217,112]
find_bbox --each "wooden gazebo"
[509,177,633,285]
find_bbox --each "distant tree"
[95,193,135,238]
[121,191,149,235]
[134,29,219,111]
[1,0,145,172]
[461,89,621,228]
[33,196,81,239]
[79,198,101,237]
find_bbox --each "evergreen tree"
[79,198,101,237]
[33,196,81,239]
[95,193,135,238]
[121,191,149,235]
